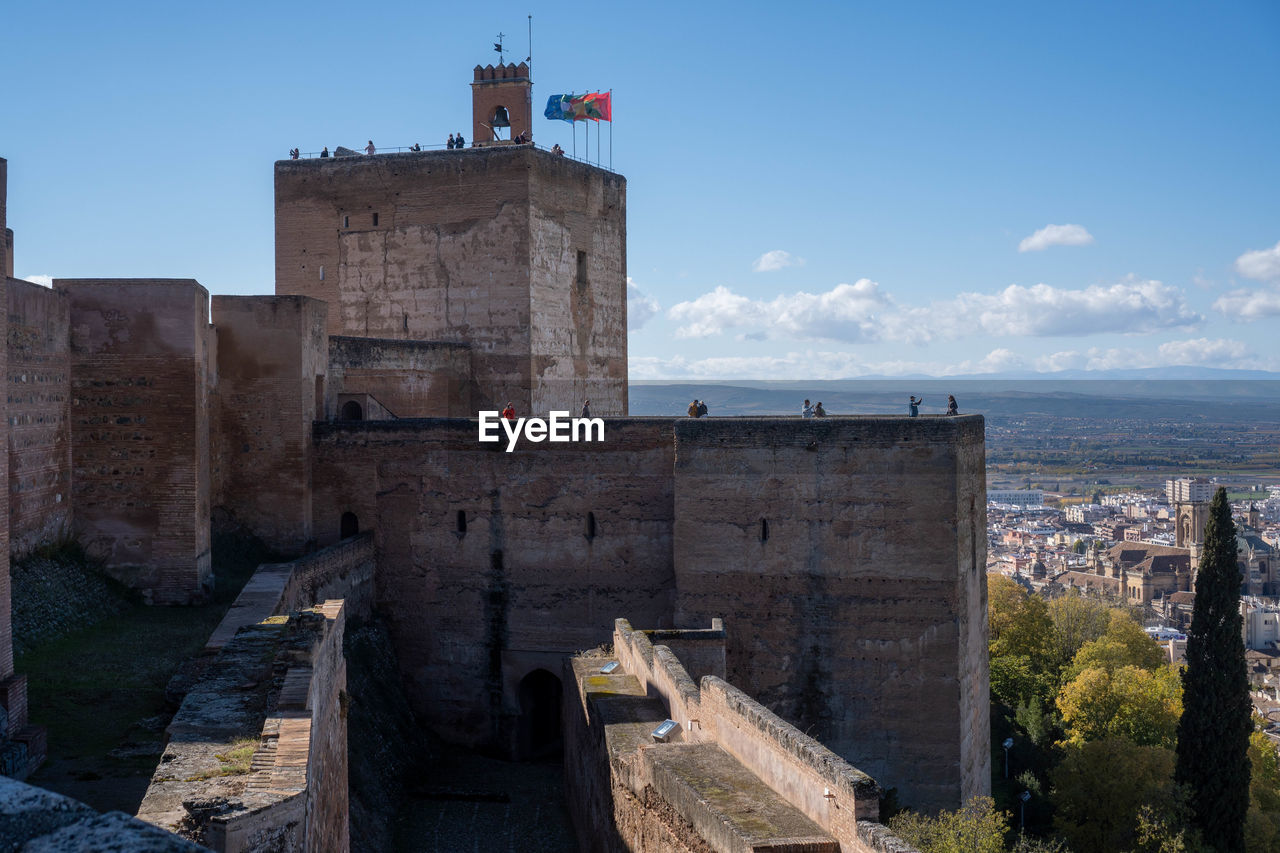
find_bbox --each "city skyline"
[3,0,1278,378]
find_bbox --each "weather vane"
[493,32,506,64]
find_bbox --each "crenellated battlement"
[472,61,530,82]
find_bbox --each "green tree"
[888,796,1008,853]
[1064,609,1165,682]
[1246,731,1280,852]
[1175,488,1251,852]
[1050,738,1180,853]
[990,576,1054,667]
[1047,592,1111,672]
[1058,664,1182,747]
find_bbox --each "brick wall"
[56,279,212,604]
[470,64,532,145]
[670,416,990,812]
[327,335,472,418]
[212,295,328,553]
[7,279,71,554]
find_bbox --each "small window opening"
[457,510,467,535]
[372,212,379,227]
[576,250,588,285]
[341,400,364,421]
[759,518,769,543]
[340,512,359,539]
[343,215,349,229]
[585,511,597,541]
[319,265,325,281]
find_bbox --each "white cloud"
[629,338,1271,381]
[752,250,803,272]
[1018,224,1095,252]
[21,274,54,288]
[1033,338,1260,372]
[1234,240,1280,281]
[626,278,661,331]
[668,279,889,341]
[1213,286,1280,321]
[666,277,1199,343]
[922,278,1200,338]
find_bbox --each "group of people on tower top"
[446,133,467,149]
[908,395,960,417]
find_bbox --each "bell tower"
[1176,499,1209,567]
[471,62,532,145]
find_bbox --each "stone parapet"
[138,600,350,853]
[565,621,921,853]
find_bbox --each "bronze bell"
[491,106,511,128]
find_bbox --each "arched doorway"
[517,669,562,760]
[340,400,364,421]
[340,512,359,539]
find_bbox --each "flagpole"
[609,89,613,171]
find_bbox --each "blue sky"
[4,1,1279,378]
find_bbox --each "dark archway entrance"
[340,400,364,421]
[517,669,562,760]
[340,512,359,539]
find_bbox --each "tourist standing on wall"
[502,402,516,419]
[688,399,700,417]
[365,140,376,155]
[447,133,455,149]
[802,400,815,418]
[909,396,921,417]
[697,400,708,417]
[581,400,591,418]
[946,395,958,415]
[814,402,827,417]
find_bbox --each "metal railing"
[285,141,612,171]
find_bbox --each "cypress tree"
[1175,487,1251,851]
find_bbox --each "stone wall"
[310,415,988,812]
[138,600,351,853]
[671,416,990,812]
[56,279,213,604]
[212,295,328,553]
[527,150,627,415]
[327,335,472,418]
[7,278,71,554]
[563,620,920,853]
[275,147,627,414]
[311,418,675,751]
[1,775,204,851]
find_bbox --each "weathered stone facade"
[274,146,627,415]
[211,295,328,553]
[55,279,214,604]
[7,278,72,554]
[309,415,989,811]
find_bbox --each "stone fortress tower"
[0,59,990,830]
[275,58,625,418]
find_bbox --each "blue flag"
[544,94,574,122]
